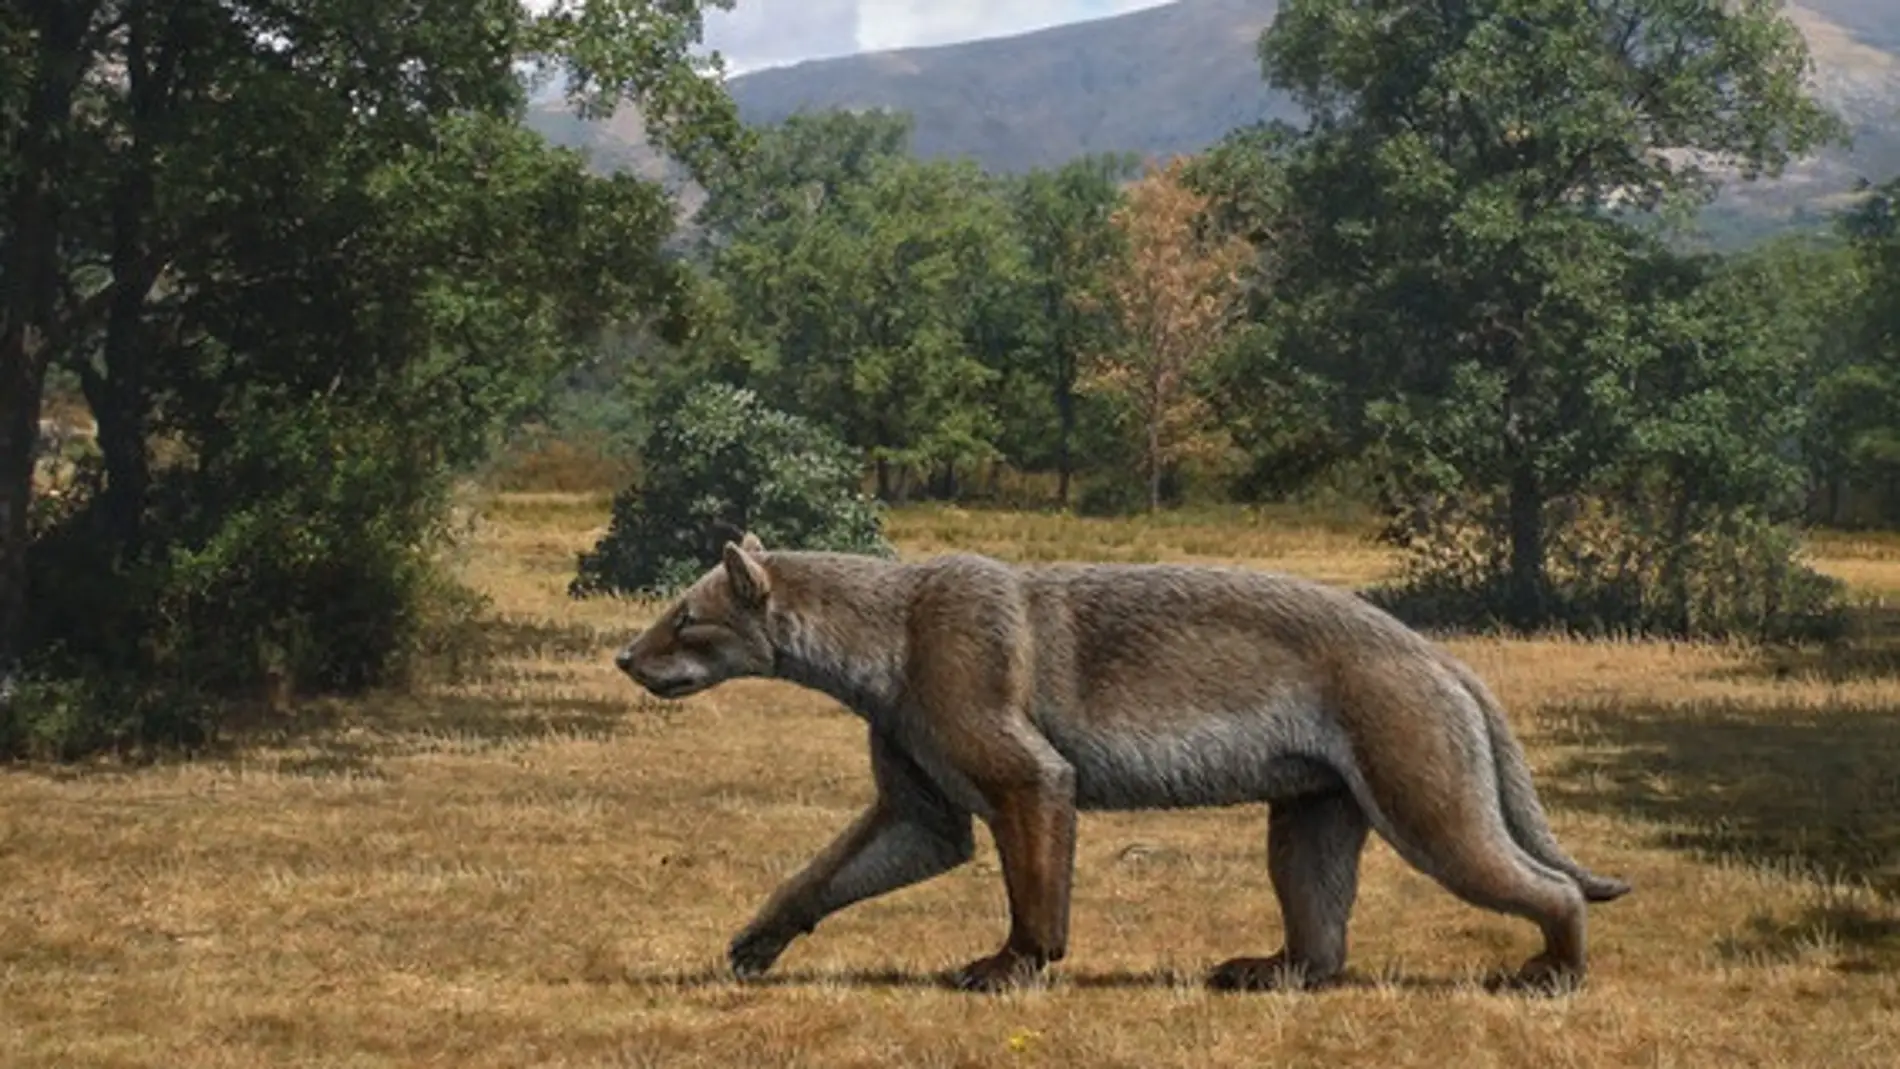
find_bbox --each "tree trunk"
[928,460,957,501]
[1505,458,1546,632]
[85,232,161,560]
[0,5,95,676]
[0,329,48,675]
[1660,480,1696,635]
[82,317,153,558]
[1055,359,1075,508]
[87,5,163,558]
[1146,413,1163,513]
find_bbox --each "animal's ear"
[739,531,765,555]
[723,541,771,607]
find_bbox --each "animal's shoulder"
[906,553,1022,595]
[899,554,1031,633]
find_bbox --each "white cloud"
[704,0,860,74]
[852,0,1171,53]
[523,1,1176,77]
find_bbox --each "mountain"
[525,0,1900,242]
[1706,0,1900,239]
[723,0,1294,174]
[1801,0,1900,51]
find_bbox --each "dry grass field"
[6,493,1900,1067]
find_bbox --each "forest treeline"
[4,0,1898,757]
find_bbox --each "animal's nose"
[613,648,637,675]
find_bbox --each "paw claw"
[727,928,793,980]
[1207,954,1328,992]
[1501,954,1584,997]
[952,949,1045,993]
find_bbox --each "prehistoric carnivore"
[614,534,1630,993]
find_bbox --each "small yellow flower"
[1005,1027,1041,1054]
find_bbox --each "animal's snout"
[613,647,638,676]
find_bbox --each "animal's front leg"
[729,730,973,979]
[955,764,1078,992]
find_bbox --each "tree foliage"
[571,383,890,599]
[1004,153,1138,505]
[1808,178,1900,525]
[1180,124,1341,501]
[694,108,914,238]
[1243,0,1846,635]
[1,0,737,756]
[1081,158,1250,512]
[701,113,1030,498]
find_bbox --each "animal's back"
[1009,563,1436,811]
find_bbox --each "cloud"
[704,0,860,74]
[852,0,1171,53]
[523,1,1176,76]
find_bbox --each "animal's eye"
[674,607,695,631]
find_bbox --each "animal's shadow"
[1539,691,1900,970]
[1712,602,1900,685]
[604,963,1545,998]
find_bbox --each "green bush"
[1369,491,1847,642]
[5,401,480,760]
[571,383,891,598]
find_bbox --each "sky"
[706,1,1174,73]
[532,1,1175,76]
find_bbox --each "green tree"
[1810,178,1900,525]
[1183,123,1347,501]
[695,108,913,239]
[1611,245,1843,636]
[1254,0,1843,630]
[0,0,737,749]
[1006,154,1137,505]
[709,121,1027,499]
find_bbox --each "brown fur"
[615,535,1629,993]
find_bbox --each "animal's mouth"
[644,676,704,700]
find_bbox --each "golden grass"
[1808,529,1900,600]
[7,496,1900,1067]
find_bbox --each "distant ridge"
[524,0,1900,245]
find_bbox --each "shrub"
[1369,490,1847,642]
[5,401,479,760]
[571,383,892,598]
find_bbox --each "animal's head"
[614,532,775,700]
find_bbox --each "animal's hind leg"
[1438,842,1588,993]
[1209,790,1369,991]
[1333,662,1594,992]
[1352,771,1589,992]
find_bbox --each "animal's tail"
[1448,658,1632,904]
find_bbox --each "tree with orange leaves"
[1079,157,1252,512]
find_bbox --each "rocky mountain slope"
[525,0,1900,242]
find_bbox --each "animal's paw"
[1206,953,1330,992]
[727,926,794,980]
[1497,953,1584,997]
[952,949,1046,993]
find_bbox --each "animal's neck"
[762,553,910,718]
